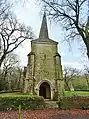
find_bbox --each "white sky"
[12,0,89,70]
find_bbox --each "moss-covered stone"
[24,13,64,100]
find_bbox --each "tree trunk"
[0,55,6,68]
[85,77,89,90]
[85,41,89,59]
[65,81,71,91]
[76,23,89,59]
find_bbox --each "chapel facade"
[24,13,64,100]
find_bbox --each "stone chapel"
[24,13,64,100]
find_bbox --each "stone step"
[44,100,58,109]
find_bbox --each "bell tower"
[24,13,64,100]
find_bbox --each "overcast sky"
[11,0,89,69]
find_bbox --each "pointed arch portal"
[39,82,51,99]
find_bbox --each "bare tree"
[0,0,10,51]
[0,52,24,90]
[8,66,23,90]
[63,66,80,90]
[1,53,18,79]
[40,0,89,58]
[0,1,34,68]
[0,13,34,67]
[0,52,19,90]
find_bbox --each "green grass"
[1,91,89,98]
[64,91,89,97]
[0,93,37,98]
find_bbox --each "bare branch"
[0,12,34,67]
[41,0,89,58]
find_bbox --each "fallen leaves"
[0,109,89,119]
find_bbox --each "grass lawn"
[1,91,89,97]
[64,91,89,97]
[0,93,36,97]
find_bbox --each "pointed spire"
[39,12,49,39]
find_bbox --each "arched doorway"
[39,82,51,99]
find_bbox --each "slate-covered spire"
[39,12,49,39]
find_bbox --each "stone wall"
[31,42,57,86]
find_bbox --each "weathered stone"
[24,13,64,100]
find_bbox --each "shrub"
[0,94,45,111]
[57,96,89,109]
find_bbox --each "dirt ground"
[0,109,89,119]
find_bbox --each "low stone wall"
[58,96,89,109]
